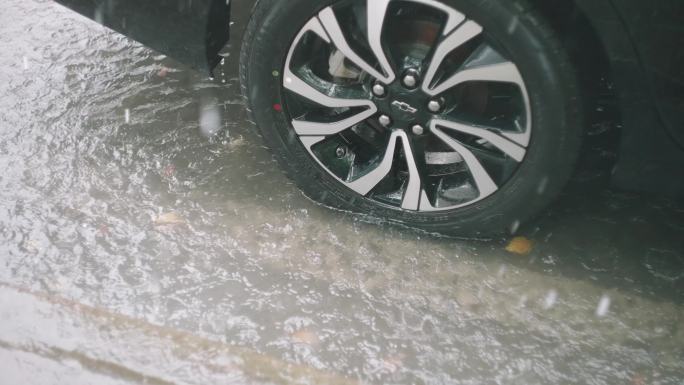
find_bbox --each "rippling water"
[1,0,683,384]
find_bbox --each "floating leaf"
[381,355,404,373]
[505,236,533,255]
[455,289,481,309]
[154,212,185,226]
[162,164,176,178]
[630,373,646,385]
[157,66,169,78]
[291,329,320,347]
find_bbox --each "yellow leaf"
[291,329,320,346]
[505,236,533,255]
[154,212,185,226]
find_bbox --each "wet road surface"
[1,0,683,384]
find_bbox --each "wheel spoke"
[299,136,327,150]
[292,108,378,136]
[422,20,483,94]
[284,72,377,136]
[431,127,498,198]
[347,131,402,195]
[283,71,371,110]
[424,43,531,147]
[366,0,396,83]
[426,61,525,96]
[431,119,526,162]
[408,0,466,35]
[319,7,392,83]
[502,118,531,149]
[397,133,422,210]
[283,17,377,136]
[345,131,423,210]
[440,60,531,147]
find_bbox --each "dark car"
[55,0,684,236]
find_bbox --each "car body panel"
[573,0,684,196]
[612,0,684,147]
[54,0,231,72]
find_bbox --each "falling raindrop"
[124,108,130,123]
[537,176,549,195]
[497,264,507,278]
[199,100,222,137]
[596,295,611,317]
[509,219,520,235]
[94,4,104,24]
[22,56,28,70]
[507,16,519,34]
[543,289,558,309]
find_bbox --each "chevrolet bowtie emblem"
[391,100,418,114]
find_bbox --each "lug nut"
[378,115,392,127]
[402,70,419,89]
[412,124,425,136]
[401,69,420,89]
[428,99,443,113]
[372,83,386,97]
[335,146,347,158]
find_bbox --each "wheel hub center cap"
[375,83,432,129]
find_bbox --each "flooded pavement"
[1,0,683,384]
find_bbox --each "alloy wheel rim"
[282,0,531,212]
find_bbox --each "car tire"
[240,0,582,237]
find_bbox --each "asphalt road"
[0,0,683,384]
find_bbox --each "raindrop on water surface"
[543,289,558,309]
[199,101,222,137]
[596,294,611,317]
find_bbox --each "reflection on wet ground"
[0,0,682,384]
